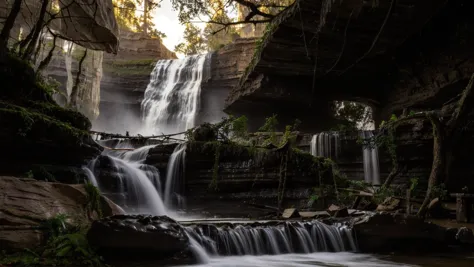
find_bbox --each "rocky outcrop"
[224,0,473,131]
[0,53,102,180]
[353,212,472,253]
[88,215,195,265]
[1,0,118,53]
[197,38,257,125]
[0,176,123,251]
[145,141,333,217]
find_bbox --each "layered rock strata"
[0,176,123,251]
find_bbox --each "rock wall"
[0,176,123,251]
[145,141,332,217]
[197,38,257,125]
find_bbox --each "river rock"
[353,212,454,253]
[87,215,195,263]
[0,176,123,251]
[455,227,474,244]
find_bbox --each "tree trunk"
[68,49,88,109]
[143,0,149,35]
[0,0,23,52]
[36,34,57,74]
[22,0,49,61]
[417,113,444,217]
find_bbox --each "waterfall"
[360,131,381,185]
[185,221,356,256]
[310,132,340,159]
[85,142,167,215]
[164,143,187,208]
[141,54,212,135]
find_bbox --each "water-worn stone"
[0,177,123,251]
[87,215,195,263]
[353,212,455,253]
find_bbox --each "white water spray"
[141,54,212,135]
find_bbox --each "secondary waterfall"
[85,141,167,215]
[164,143,187,208]
[310,132,340,159]
[360,131,381,185]
[141,54,212,135]
[185,221,356,256]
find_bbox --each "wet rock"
[376,197,401,212]
[0,176,123,251]
[455,227,474,244]
[299,211,330,219]
[328,205,349,217]
[353,212,454,253]
[191,123,218,142]
[282,208,300,219]
[87,215,196,263]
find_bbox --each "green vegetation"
[102,59,157,76]
[85,182,103,219]
[1,213,105,267]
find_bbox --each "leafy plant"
[84,182,102,219]
[307,193,319,207]
[43,213,69,239]
[231,115,248,139]
[409,177,419,193]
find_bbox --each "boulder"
[191,123,218,142]
[353,212,455,253]
[87,215,195,264]
[456,227,474,244]
[0,176,123,251]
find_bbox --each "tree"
[204,0,240,51]
[170,0,293,34]
[113,0,166,39]
[174,23,206,55]
[0,0,23,54]
[332,101,373,130]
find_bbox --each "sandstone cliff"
[0,176,123,251]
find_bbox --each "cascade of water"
[360,131,381,185]
[310,132,340,159]
[141,54,212,135]
[85,142,167,215]
[164,143,187,208]
[185,221,356,256]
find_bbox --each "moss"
[0,103,90,144]
[102,59,156,76]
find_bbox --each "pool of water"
[172,252,473,267]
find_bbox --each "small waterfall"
[360,131,381,185]
[141,54,212,135]
[310,132,340,159]
[164,143,187,208]
[185,221,356,256]
[85,142,167,215]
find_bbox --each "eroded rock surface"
[87,215,195,264]
[0,176,123,251]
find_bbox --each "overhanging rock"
[55,0,119,53]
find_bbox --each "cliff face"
[224,0,472,131]
[197,38,257,125]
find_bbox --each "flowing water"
[164,143,187,208]
[86,141,167,215]
[360,131,381,185]
[141,54,212,135]
[310,132,340,159]
[185,221,356,256]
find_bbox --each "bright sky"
[151,0,207,58]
